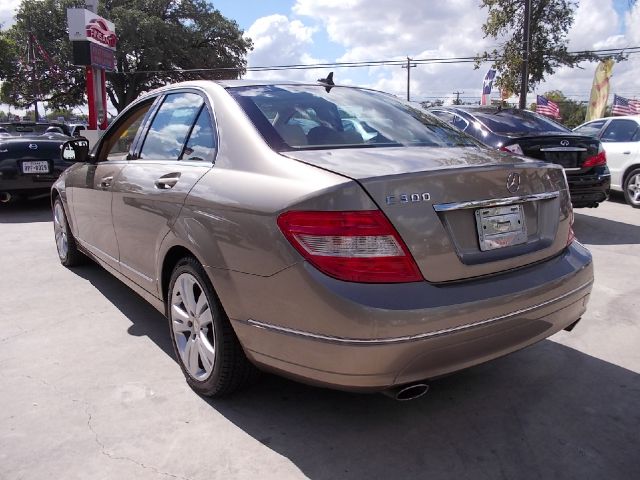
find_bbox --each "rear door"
[111,91,215,294]
[598,119,640,189]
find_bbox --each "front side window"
[140,93,204,160]
[229,85,477,151]
[100,101,153,161]
[573,120,606,137]
[601,119,640,143]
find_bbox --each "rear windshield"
[470,110,568,134]
[0,123,70,136]
[229,85,478,151]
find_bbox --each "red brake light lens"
[583,148,607,168]
[277,210,423,283]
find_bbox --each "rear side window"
[573,120,606,137]
[181,108,217,162]
[229,85,478,151]
[140,93,204,160]
[601,119,640,143]
[471,110,568,134]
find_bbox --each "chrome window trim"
[432,191,559,212]
[244,281,592,345]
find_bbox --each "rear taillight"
[583,145,607,168]
[500,143,523,155]
[277,210,423,283]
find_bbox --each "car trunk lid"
[283,146,571,282]
[502,133,601,172]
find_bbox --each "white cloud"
[245,14,325,81]
[291,0,640,103]
[0,0,19,28]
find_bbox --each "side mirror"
[61,137,90,163]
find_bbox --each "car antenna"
[317,72,335,92]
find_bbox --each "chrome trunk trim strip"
[245,280,592,345]
[433,191,559,212]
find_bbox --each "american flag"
[536,95,560,119]
[612,94,640,116]
[480,69,496,106]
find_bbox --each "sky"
[1,0,639,111]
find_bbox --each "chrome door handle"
[623,151,631,155]
[99,176,113,188]
[154,176,179,189]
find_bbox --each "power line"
[107,46,640,76]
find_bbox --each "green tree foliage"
[475,0,598,97]
[531,90,587,128]
[0,0,86,111]
[103,0,252,112]
[0,0,252,113]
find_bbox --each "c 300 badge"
[385,192,431,205]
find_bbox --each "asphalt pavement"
[0,195,638,480]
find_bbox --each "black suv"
[429,106,610,208]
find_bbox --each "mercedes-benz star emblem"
[506,172,521,194]
[560,140,570,146]
[28,144,38,150]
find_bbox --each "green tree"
[531,90,587,128]
[103,0,252,112]
[475,0,598,98]
[1,0,86,113]
[1,0,252,114]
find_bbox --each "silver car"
[52,81,593,399]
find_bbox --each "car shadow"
[71,261,639,479]
[573,211,640,246]
[0,197,52,223]
[71,262,174,356]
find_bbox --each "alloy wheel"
[53,202,68,260]
[627,173,640,206]
[170,273,216,381]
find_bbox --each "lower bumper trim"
[245,280,593,345]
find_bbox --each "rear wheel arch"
[622,164,640,186]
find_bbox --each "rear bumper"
[0,158,74,197]
[211,242,593,391]
[567,168,610,207]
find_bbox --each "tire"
[167,256,258,397]
[623,168,640,208]
[53,197,85,267]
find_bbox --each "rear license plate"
[22,160,50,174]
[544,152,578,169]
[475,204,527,251]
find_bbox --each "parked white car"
[574,116,640,207]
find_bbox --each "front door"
[66,100,154,270]
[111,91,217,295]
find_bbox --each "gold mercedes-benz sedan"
[52,80,593,400]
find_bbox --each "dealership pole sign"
[67,5,116,130]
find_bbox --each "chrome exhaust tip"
[382,383,430,401]
[0,192,11,203]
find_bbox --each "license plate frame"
[475,204,527,251]
[21,160,50,174]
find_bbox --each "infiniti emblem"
[560,140,570,146]
[506,172,521,194]
[28,144,38,150]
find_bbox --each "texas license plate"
[22,160,50,174]
[475,204,527,251]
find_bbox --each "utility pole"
[453,91,464,105]
[402,57,417,101]
[519,0,531,109]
